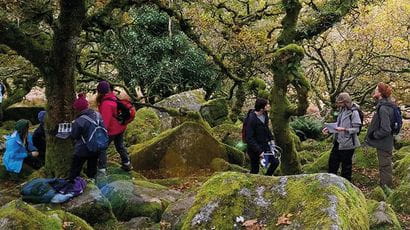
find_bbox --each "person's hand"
[31,151,39,157]
[259,152,264,159]
[335,127,346,132]
[322,127,329,135]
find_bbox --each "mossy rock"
[211,123,243,148]
[368,186,387,202]
[3,107,44,125]
[161,192,196,229]
[125,108,161,146]
[367,200,401,230]
[129,122,228,177]
[182,172,369,229]
[393,145,410,162]
[154,89,206,131]
[199,98,229,127]
[210,158,248,173]
[119,217,157,229]
[302,150,330,173]
[100,180,181,222]
[298,150,316,165]
[387,183,410,214]
[0,200,92,229]
[96,163,147,189]
[393,149,410,181]
[354,147,379,169]
[63,183,116,227]
[224,144,245,166]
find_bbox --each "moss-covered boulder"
[129,122,229,177]
[387,183,410,214]
[100,180,181,222]
[199,98,229,127]
[62,183,116,226]
[367,200,401,230]
[161,192,196,229]
[393,145,410,162]
[368,186,387,202]
[154,89,206,130]
[394,146,410,181]
[212,123,243,148]
[120,217,157,229]
[210,158,248,173]
[182,172,369,229]
[0,200,92,229]
[125,108,161,146]
[302,150,330,173]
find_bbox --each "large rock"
[161,192,196,229]
[154,89,206,130]
[63,183,116,227]
[367,200,401,230]
[125,108,161,146]
[212,123,243,148]
[199,98,229,127]
[129,122,235,177]
[0,200,92,230]
[100,180,181,222]
[181,172,369,229]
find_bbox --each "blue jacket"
[2,131,37,173]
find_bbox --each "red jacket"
[98,92,126,136]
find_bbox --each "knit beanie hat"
[377,82,392,98]
[73,94,89,112]
[97,81,110,94]
[15,119,29,140]
[38,111,46,124]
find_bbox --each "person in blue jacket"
[2,119,39,173]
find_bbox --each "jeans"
[328,142,355,181]
[98,132,130,169]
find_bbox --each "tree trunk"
[44,0,86,177]
[229,83,246,122]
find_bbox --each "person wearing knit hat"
[2,119,39,174]
[68,94,105,181]
[322,92,361,182]
[33,111,47,168]
[73,94,89,112]
[96,81,132,172]
[366,82,396,189]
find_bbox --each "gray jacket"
[365,98,395,152]
[334,106,361,150]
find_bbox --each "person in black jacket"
[68,94,103,181]
[245,98,279,176]
[32,111,46,168]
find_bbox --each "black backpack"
[350,106,364,134]
[378,104,403,135]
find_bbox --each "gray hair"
[336,92,353,109]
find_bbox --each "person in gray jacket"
[365,82,395,188]
[323,92,361,181]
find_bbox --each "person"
[0,81,5,122]
[322,93,361,182]
[32,111,46,167]
[245,98,279,176]
[365,82,395,188]
[68,94,102,181]
[96,81,132,172]
[2,119,39,173]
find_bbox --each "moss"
[393,145,410,162]
[182,172,369,229]
[133,179,168,190]
[0,200,61,229]
[302,150,330,173]
[150,177,183,187]
[210,158,248,173]
[129,122,227,177]
[223,144,244,166]
[367,200,401,230]
[354,147,379,169]
[46,210,93,230]
[199,98,229,127]
[125,108,161,145]
[393,152,410,181]
[369,187,387,202]
[387,183,410,214]
[211,123,242,147]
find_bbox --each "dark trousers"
[69,154,98,180]
[98,132,130,169]
[24,155,44,170]
[328,142,355,181]
[248,152,279,176]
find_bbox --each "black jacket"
[33,124,46,161]
[245,110,274,156]
[71,109,103,157]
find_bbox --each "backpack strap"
[79,112,102,143]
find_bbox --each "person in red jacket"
[96,81,132,172]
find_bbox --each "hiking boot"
[121,162,132,172]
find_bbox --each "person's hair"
[377,82,392,98]
[96,93,105,106]
[336,92,352,109]
[255,98,268,111]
